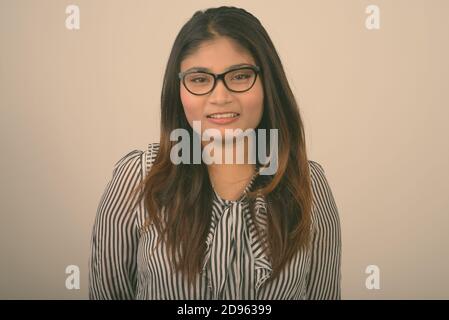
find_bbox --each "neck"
[207,163,256,184]
[202,138,257,185]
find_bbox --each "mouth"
[206,112,240,119]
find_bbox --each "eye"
[233,73,251,80]
[228,69,255,82]
[185,73,212,84]
[190,77,207,83]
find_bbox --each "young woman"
[89,6,342,300]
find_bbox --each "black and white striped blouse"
[88,142,342,300]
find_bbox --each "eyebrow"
[182,63,253,73]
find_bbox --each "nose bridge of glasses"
[209,72,231,96]
[214,72,228,88]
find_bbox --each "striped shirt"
[88,142,342,300]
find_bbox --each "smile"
[206,112,240,119]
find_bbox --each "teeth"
[208,113,239,119]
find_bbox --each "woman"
[88,6,342,300]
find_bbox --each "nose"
[209,78,232,104]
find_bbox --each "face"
[179,36,264,143]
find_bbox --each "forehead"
[180,37,255,73]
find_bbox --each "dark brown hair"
[129,6,313,286]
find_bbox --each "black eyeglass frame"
[178,65,261,96]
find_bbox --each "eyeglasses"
[178,65,261,96]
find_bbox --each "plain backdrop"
[1,0,448,299]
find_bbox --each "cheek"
[180,87,204,125]
[244,82,264,126]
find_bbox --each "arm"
[88,150,144,299]
[306,161,342,300]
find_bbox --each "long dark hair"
[129,6,313,286]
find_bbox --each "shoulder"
[307,160,333,194]
[307,160,340,229]
[94,148,146,228]
[308,160,325,179]
[112,149,145,177]
[112,142,161,179]
[144,142,160,174]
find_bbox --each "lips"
[206,112,240,119]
